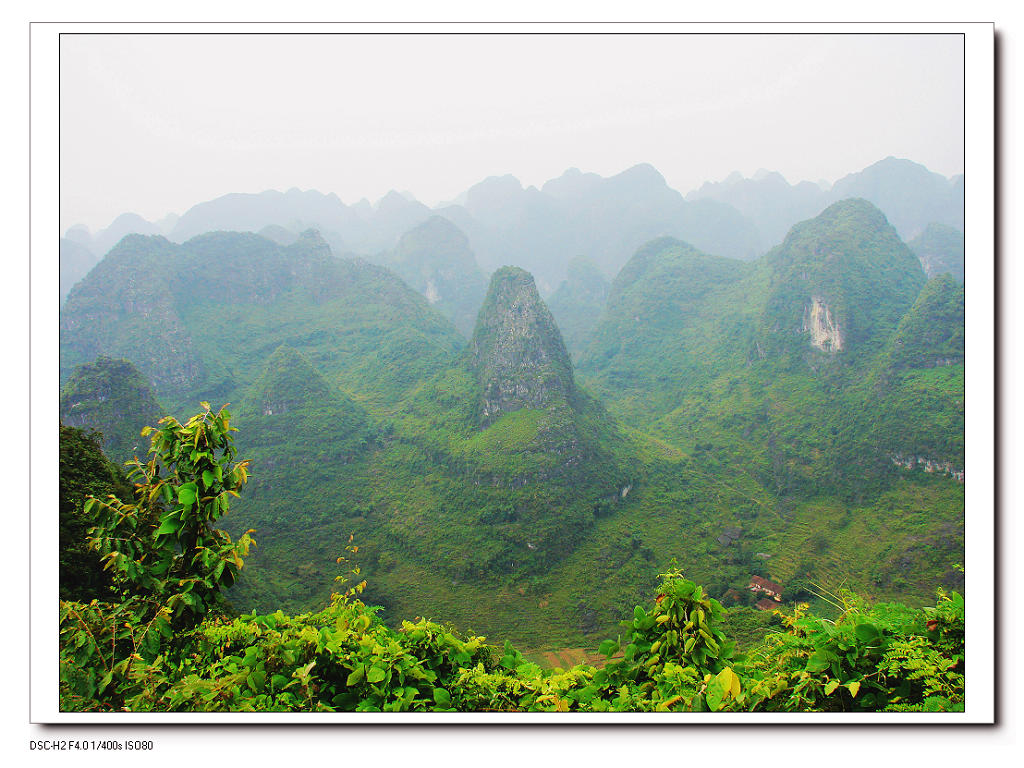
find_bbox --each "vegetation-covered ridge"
[59,196,964,651]
[59,405,964,714]
[384,215,488,338]
[59,229,465,414]
[59,356,164,463]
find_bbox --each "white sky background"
[59,33,965,233]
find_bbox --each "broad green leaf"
[367,665,387,684]
[202,470,216,488]
[156,514,179,535]
[177,484,197,506]
[433,688,451,707]
[266,674,289,692]
[846,681,861,698]
[598,639,619,657]
[97,671,114,695]
[854,623,880,643]
[247,668,266,692]
[824,680,840,695]
[805,650,830,673]
[346,666,365,686]
[727,668,741,698]
[706,675,728,711]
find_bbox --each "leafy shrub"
[59,407,965,714]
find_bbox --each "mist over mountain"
[686,170,828,248]
[908,223,965,283]
[686,156,963,252]
[59,238,100,304]
[60,229,465,413]
[63,156,963,300]
[547,255,610,356]
[94,212,164,255]
[828,157,963,240]
[170,189,356,243]
[57,158,966,653]
[384,216,488,337]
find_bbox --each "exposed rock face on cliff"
[59,356,164,462]
[470,266,578,427]
[803,297,844,352]
[761,198,925,361]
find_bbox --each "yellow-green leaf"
[346,665,365,686]
[846,681,861,698]
[728,668,741,698]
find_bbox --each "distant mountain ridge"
[688,156,963,250]
[60,229,465,413]
[59,191,964,644]
[65,156,963,300]
[547,256,611,357]
[908,223,965,283]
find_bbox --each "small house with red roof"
[749,575,783,601]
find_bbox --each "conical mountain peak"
[763,198,925,357]
[470,267,576,426]
[247,345,330,416]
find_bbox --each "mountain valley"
[58,158,966,653]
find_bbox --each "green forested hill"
[59,356,164,463]
[225,266,639,632]
[908,223,965,283]
[383,216,488,337]
[59,424,134,602]
[60,229,466,414]
[564,199,963,631]
[758,198,926,363]
[859,274,965,472]
[57,200,965,652]
[577,237,753,421]
[546,255,610,357]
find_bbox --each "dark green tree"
[59,425,133,601]
[85,402,256,624]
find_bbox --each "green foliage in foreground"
[81,404,256,627]
[58,405,965,713]
[59,425,134,602]
[59,568,964,713]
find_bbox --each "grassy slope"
[61,214,965,659]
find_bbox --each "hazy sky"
[59,33,965,233]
